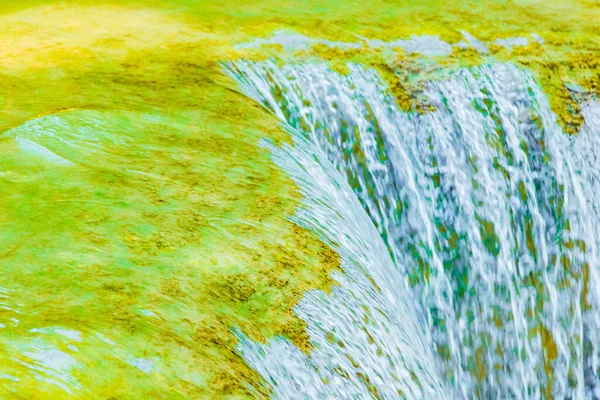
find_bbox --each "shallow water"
[3,1,600,398]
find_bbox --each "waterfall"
[224,60,600,399]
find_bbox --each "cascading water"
[224,60,600,399]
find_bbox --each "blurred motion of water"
[226,60,600,399]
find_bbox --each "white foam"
[225,59,600,398]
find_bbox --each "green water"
[0,5,342,397]
[1,0,599,397]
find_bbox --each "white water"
[224,60,600,399]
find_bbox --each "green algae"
[0,4,343,398]
[1,0,599,397]
[0,107,340,398]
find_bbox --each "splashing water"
[224,60,600,399]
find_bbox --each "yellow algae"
[372,63,413,111]
[309,44,415,110]
[539,324,559,397]
[0,3,343,398]
[448,46,484,68]
[1,0,600,398]
[194,0,600,133]
[3,0,598,128]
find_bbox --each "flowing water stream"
[224,60,600,399]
